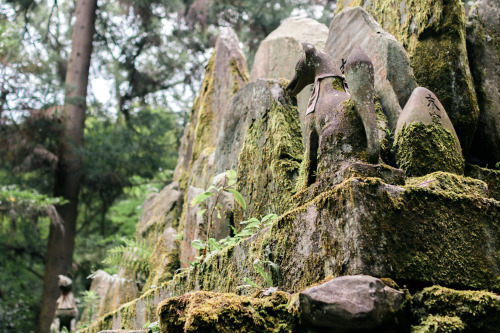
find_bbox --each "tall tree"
[38,0,97,332]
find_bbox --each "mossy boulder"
[467,0,500,165]
[249,17,328,129]
[193,174,500,294]
[335,0,479,152]
[234,79,303,223]
[411,286,500,332]
[157,291,298,333]
[173,27,248,189]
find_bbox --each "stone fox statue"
[286,43,380,185]
[52,275,78,332]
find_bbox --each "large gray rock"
[138,181,182,237]
[179,186,204,268]
[249,17,329,128]
[300,275,404,330]
[215,79,303,222]
[173,27,248,187]
[325,6,417,130]
[467,0,500,165]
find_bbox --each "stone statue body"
[287,43,380,185]
[52,275,78,332]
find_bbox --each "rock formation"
[325,6,417,131]
[81,5,500,333]
[336,0,480,153]
[467,0,500,165]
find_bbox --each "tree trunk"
[38,1,96,332]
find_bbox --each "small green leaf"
[261,213,278,223]
[197,209,207,217]
[191,239,205,250]
[227,178,237,187]
[243,277,261,289]
[217,210,222,219]
[240,217,259,225]
[208,238,221,252]
[253,259,273,287]
[227,189,246,210]
[190,192,214,206]
[226,169,237,180]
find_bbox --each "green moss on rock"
[394,119,464,176]
[412,286,500,332]
[157,291,298,333]
[235,84,303,223]
[336,0,479,152]
[406,171,487,198]
[412,314,465,333]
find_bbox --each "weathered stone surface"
[81,172,500,333]
[300,275,404,330]
[336,0,479,153]
[138,182,182,237]
[157,291,297,333]
[249,17,329,128]
[179,186,204,268]
[467,0,500,165]
[197,174,500,295]
[98,274,139,318]
[411,286,500,332]
[173,27,248,189]
[214,79,285,175]
[293,162,406,206]
[396,88,459,143]
[395,87,464,176]
[325,6,417,130]
[233,79,303,222]
[135,182,183,290]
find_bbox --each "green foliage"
[189,170,246,264]
[145,320,160,333]
[189,170,278,267]
[77,290,100,329]
[189,171,279,267]
[0,185,67,212]
[102,237,151,277]
[237,259,280,292]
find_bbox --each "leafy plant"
[77,290,100,329]
[145,320,160,333]
[237,259,281,293]
[102,237,151,277]
[189,170,246,263]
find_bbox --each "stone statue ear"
[301,42,315,57]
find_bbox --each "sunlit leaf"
[227,189,246,210]
[190,191,214,206]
